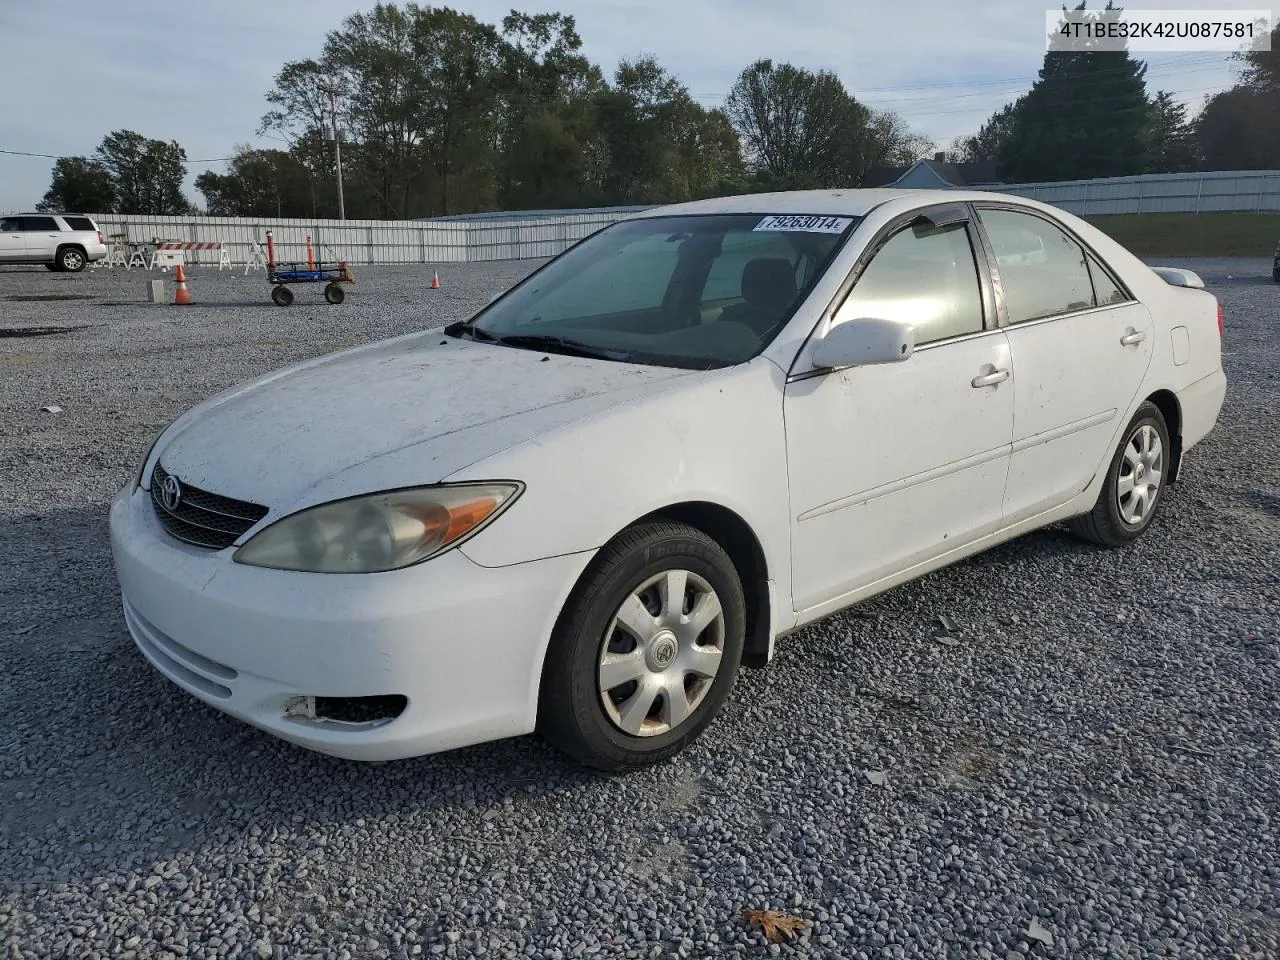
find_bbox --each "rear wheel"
[1068,402,1170,546]
[271,285,294,307]
[57,247,86,272]
[324,282,345,304]
[539,521,745,771]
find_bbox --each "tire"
[45,263,62,272]
[1068,402,1171,547]
[324,282,345,305]
[539,521,746,772]
[1272,268,1280,283]
[57,247,86,272]
[271,285,294,307]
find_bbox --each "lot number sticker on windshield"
[754,215,852,234]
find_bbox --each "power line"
[0,148,237,163]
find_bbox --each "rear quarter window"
[61,216,96,232]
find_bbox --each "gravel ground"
[1,258,1276,959]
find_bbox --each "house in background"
[862,153,1002,189]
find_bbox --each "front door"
[975,207,1155,525]
[0,216,26,261]
[784,213,1015,613]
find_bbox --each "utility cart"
[264,231,356,306]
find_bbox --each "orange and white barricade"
[149,241,232,271]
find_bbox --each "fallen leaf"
[743,908,810,943]
[937,614,958,633]
[40,405,63,414]
[1026,918,1055,947]
[863,770,888,787]
[934,635,961,648]
[15,624,36,635]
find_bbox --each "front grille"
[150,462,269,549]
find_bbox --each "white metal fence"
[999,170,1280,216]
[85,170,1280,266]
[88,208,644,267]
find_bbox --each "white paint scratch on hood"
[156,333,699,511]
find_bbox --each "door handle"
[1120,329,1147,346]
[971,368,1010,388]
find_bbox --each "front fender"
[451,358,794,617]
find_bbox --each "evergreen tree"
[1000,2,1151,182]
[1144,91,1197,172]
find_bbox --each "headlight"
[232,482,523,573]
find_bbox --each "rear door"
[975,205,1154,525]
[0,216,25,261]
[19,215,63,260]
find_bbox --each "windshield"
[457,213,857,369]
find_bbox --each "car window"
[840,220,984,345]
[20,216,60,232]
[1086,253,1127,305]
[62,216,95,232]
[0,217,19,233]
[467,213,855,369]
[981,209,1096,323]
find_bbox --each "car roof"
[632,188,1037,220]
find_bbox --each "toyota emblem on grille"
[159,474,183,512]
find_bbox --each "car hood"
[155,332,701,512]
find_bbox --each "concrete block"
[146,279,165,303]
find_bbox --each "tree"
[949,102,1020,165]
[94,130,192,214]
[725,60,861,187]
[725,59,925,189]
[495,12,604,209]
[998,3,1152,182]
[1144,91,1197,172]
[195,147,316,216]
[37,157,116,212]
[1192,23,1280,170]
[590,58,743,205]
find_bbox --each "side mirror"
[811,316,915,369]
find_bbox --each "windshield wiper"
[488,333,629,361]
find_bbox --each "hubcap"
[1117,424,1164,526]
[597,568,725,738]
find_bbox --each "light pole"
[319,81,346,220]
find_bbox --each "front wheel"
[1068,402,1170,546]
[539,521,745,771]
[271,285,294,307]
[324,282,345,304]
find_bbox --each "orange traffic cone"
[173,264,193,305]
[430,270,441,290]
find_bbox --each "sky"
[0,0,1246,212]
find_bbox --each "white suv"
[0,213,108,272]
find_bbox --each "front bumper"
[109,486,592,761]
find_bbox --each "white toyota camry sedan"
[110,189,1226,770]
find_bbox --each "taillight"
[1217,303,1224,338]
[97,231,105,245]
